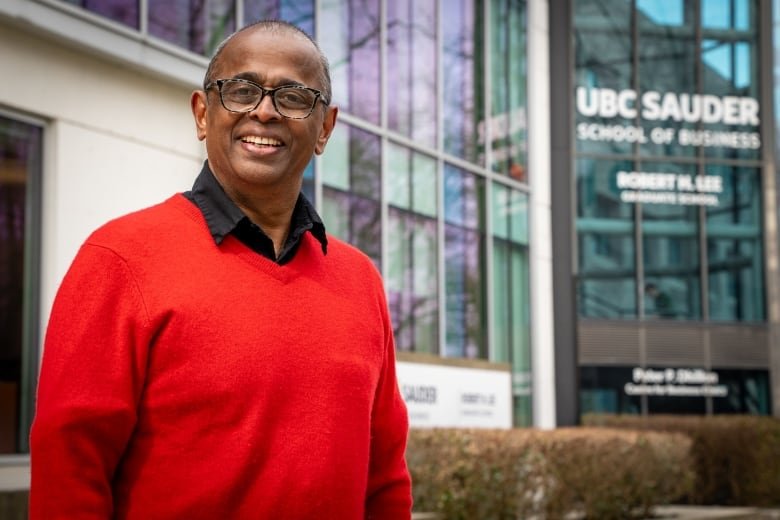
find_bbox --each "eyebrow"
[231,71,306,88]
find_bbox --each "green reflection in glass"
[641,162,701,320]
[706,165,764,321]
[492,182,531,426]
[576,158,637,319]
[386,143,440,353]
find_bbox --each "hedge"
[583,414,780,507]
[407,427,694,519]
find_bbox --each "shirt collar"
[185,161,328,256]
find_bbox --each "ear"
[191,90,208,142]
[314,106,338,155]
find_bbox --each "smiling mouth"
[241,136,283,147]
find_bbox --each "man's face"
[192,28,337,202]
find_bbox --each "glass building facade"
[4,0,780,467]
[572,0,774,416]
[0,0,532,456]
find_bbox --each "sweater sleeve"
[30,243,152,520]
[365,289,413,519]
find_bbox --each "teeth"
[242,136,282,146]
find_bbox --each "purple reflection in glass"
[387,0,437,146]
[149,0,235,56]
[64,0,139,29]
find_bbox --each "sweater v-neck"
[169,193,321,285]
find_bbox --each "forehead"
[215,28,321,85]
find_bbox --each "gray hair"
[203,20,332,105]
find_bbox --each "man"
[645,282,675,318]
[30,21,412,519]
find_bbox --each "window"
[321,124,382,268]
[444,165,487,358]
[149,0,236,56]
[443,0,485,164]
[492,183,531,424]
[386,144,438,353]
[576,159,637,318]
[320,0,381,125]
[387,0,438,147]
[574,0,763,323]
[489,0,528,180]
[0,114,42,454]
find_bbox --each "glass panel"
[713,369,770,413]
[0,115,42,454]
[574,0,634,156]
[641,162,701,320]
[387,210,439,354]
[386,143,439,354]
[444,165,486,358]
[149,0,235,56]
[387,0,437,147]
[579,366,642,414]
[700,37,761,161]
[637,0,686,27]
[702,0,751,30]
[321,124,381,267]
[442,0,485,164]
[706,165,763,321]
[319,0,381,124]
[576,158,637,319]
[63,0,139,28]
[488,0,527,181]
[244,0,315,35]
[492,183,531,426]
[637,2,697,158]
[301,159,314,206]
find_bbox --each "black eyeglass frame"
[205,78,329,120]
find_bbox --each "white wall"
[0,19,205,344]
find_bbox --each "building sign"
[396,361,512,429]
[624,367,728,398]
[575,87,761,150]
[615,170,723,206]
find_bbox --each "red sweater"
[30,194,412,519]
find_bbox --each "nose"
[250,92,281,122]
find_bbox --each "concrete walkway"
[651,506,780,519]
[413,506,780,519]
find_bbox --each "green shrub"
[407,427,694,519]
[583,414,780,507]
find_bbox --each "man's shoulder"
[324,234,376,269]
[86,194,196,248]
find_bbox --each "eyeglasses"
[205,78,327,120]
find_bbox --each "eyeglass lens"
[219,80,317,118]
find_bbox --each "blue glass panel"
[244,1,315,36]
[706,165,763,321]
[641,161,701,320]
[702,0,750,30]
[444,165,486,358]
[637,0,685,26]
[576,158,637,319]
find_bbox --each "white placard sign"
[396,361,513,429]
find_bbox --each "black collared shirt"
[183,162,328,265]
